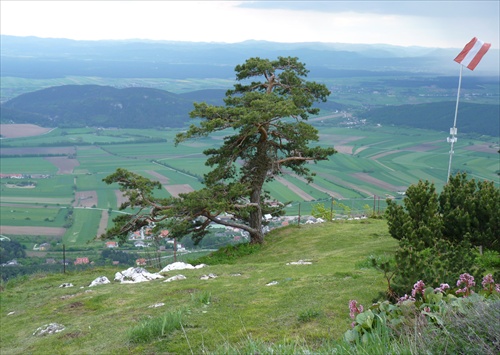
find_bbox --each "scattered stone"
[33,323,65,336]
[7,311,15,316]
[200,273,217,280]
[114,267,164,283]
[59,283,74,288]
[89,276,110,287]
[148,303,165,308]
[160,262,206,272]
[266,281,278,286]
[230,273,242,277]
[164,274,187,282]
[286,260,313,265]
[60,294,76,300]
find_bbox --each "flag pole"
[446,64,463,181]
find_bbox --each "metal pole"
[447,65,463,181]
[298,203,301,226]
[330,197,334,221]
[63,244,66,274]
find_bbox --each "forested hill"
[0,85,227,128]
[360,102,500,137]
[0,84,343,129]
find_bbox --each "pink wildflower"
[412,280,426,298]
[349,300,364,320]
[397,294,415,304]
[434,283,450,293]
[482,274,495,292]
[456,273,475,296]
[496,284,500,293]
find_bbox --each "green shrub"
[297,308,321,323]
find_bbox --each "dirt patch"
[68,302,84,309]
[291,174,344,199]
[114,190,128,207]
[74,191,98,208]
[96,210,109,237]
[463,143,499,154]
[351,173,406,192]
[45,157,80,174]
[0,226,66,236]
[165,184,195,197]
[275,176,314,201]
[146,170,170,184]
[335,145,354,155]
[0,124,54,138]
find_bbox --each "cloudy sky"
[1,1,499,49]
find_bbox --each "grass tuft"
[128,309,184,344]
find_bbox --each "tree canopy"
[102,57,336,245]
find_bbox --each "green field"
[63,208,102,244]
[1,121,498,242]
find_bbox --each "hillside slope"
[1,220,396,354]
[0,85,227,128]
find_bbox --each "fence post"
[298,203,301,227]
[63,244,66,274]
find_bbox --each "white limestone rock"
[160,262,206,272]
[114,267,164,284]
[89,276,110,287]
[164,274,187,282]
[33,323,65,336]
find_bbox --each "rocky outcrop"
[114,267,164,283]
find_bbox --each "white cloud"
[1,1,498,48]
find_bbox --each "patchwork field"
[0,124,54,138]
[1,123,498,243]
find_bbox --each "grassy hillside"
[1,219,397,354]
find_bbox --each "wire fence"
[282,196,398,219]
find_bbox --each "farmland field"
[1,121,498,243]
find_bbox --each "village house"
[106,241,118,248]
[74,257,90,265]
[136,258,147,266]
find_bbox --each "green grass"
[1,219,397,354]
[0,206,66,227]
[63,209,102,245]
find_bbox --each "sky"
[1,1,499,49]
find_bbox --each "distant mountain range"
[2,35,499,79]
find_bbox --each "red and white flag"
[454,37,491,71]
